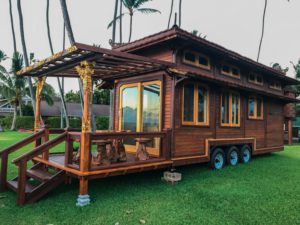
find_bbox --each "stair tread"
[7,180,36,193]
[27,168,53,181]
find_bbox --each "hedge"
[0,116,34,130]
[0,116,109,130]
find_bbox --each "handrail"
[0,129,45,157]
[12,132,67,164]
[90,131,167,140]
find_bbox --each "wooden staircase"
[6,163,66,205]
[0,127,70,205]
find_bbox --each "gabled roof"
[113,26,299,85]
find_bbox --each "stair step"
[27,168,53,182]
[7,180,36,193]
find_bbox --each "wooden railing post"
[42,125,50,160]
[16,160,27,205]
[65,129,74,166]
[0,152,8,191]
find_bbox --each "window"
[248,73,263,85]
[269,80,282,90]
[248,96,263,119]
[221,92,240,127]
[183,50,211,70]
[221,64,240,78]
[182,83,209,125]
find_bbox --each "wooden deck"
[34,153,173,180]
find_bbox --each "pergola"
[17,44,174,205]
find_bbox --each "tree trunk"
[11,104,17,131]
[59,0,75,44]
[257,0,267,62]
[9,0,17,53]
[119,0,123,43]
[112,0,119,45]
[46,0,69,127]
[178,0,182,27]
[128,13,133,42]
[46,0,54,54]
[167,0,174,28]
[17,0,36,115]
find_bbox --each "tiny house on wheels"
[0,26,299,206]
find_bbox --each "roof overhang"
[17,43,175,80]
[114,26,300,86]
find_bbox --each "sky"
[0,0,300,93]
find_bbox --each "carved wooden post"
[34,76,46,147]
[75,60,94,206]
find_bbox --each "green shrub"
[0,116,34,130]
[45,117,82,128]
[21,104,34,116]
[96,116,109,130]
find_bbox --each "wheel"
[239,145,251,163]
[210,148,225,170]
[226,146,239,166]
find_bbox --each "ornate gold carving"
[16,45,78,75]
[34,76,47,130]
[75,61,95,93]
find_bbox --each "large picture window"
[248,96,263,119]
[221,92,240,127]
[182,83,209,125]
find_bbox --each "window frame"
[248,96,264,120]
[220,91,241,127]
[269,80,282,91]
[248,73,263,86]
[221,63,241,79]
[181,83,210,126]
[183,50,211,70]
[119,80,162,132]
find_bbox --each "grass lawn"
[0,131,300,225]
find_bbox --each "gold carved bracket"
[75,61,95,93]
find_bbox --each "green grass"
[0,131,300,225]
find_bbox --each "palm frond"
[137,8,161,14]
[107,13,126,29]
[0,50,8,62]
[11,52,23,73]
[0,84,16,100]
[133,0,152,9]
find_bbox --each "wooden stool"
[135,138,152,161]
[113,138,127,162]
[93,140,112,165]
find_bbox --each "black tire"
[226,146,239,166]
[239,145,252,163]
[210,148,225,170]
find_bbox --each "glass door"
[119,81,161,156]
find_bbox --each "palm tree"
[257,0,267,62]
[167,0,174,28]
[108,0,161,43]
[257,0,290,62]
[59,0,96,131]
[112,0,119,45]
[59,0,75,44]
[9,0,17,53]
[46,0,70,127]
[17,0,36,115]
[119,0,123,43]
[178,0,182,27]
[0,51,26,130]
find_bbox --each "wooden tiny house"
[0,26,299,205]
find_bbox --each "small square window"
[231,68,239,76]
[199,56,209,66]
[222,65,230,73]
[184,52,196,62]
